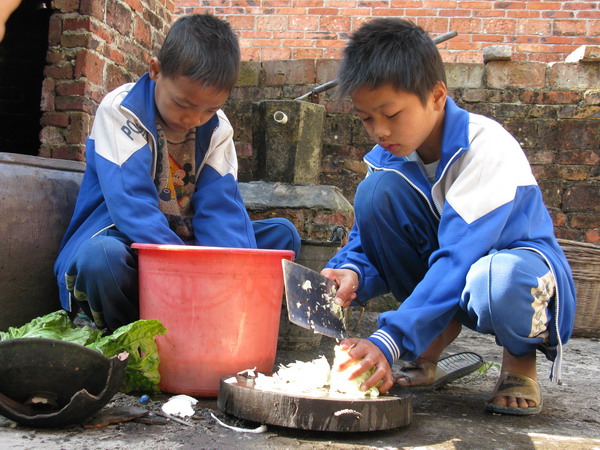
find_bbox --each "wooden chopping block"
[217,375,412,432]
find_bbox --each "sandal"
[485,371,543,416]
[394,352,484,392]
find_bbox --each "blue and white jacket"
[328,98,576,382]
[54,73,256,311]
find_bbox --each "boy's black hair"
[157,14,240,92]
[337,18,446,105]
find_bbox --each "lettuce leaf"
[0,310,166,394]
[88,319,166,394]
[0,310,102,345]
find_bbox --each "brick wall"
[20,4,600,243]
[175,1,600,63]
[226,58,600,243]
[38,0,174,161]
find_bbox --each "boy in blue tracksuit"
[324,18,575,415]
[54,14,300,332]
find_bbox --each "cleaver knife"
[282,259,348,340]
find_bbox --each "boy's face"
[149,57,230,133]
[351,82,447,163]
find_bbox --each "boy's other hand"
[320,268,359,308]
[337,338,394,394]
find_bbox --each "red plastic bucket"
[133,244,294,397]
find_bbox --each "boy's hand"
[336,338,394,394]
[320,268,359,308]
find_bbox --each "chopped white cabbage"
[252,346,379,398]
[330,345,379,398]
[254,356,330,396]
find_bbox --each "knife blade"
[282,259,348,340]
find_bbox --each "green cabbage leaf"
[0,310,166,394]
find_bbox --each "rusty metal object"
[0,338,128,428]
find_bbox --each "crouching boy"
[322,18,575,416]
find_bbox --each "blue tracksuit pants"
[354,170,555,357]
[65,218,300,331]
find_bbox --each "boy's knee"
[253,218,301,256]
[272,218,301,255]
[462,250,552,339]
[73,236,130,275]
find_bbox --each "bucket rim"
[131,243,295,258]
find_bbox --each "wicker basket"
[557,239,600,338]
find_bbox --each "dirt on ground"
[1,309,599,449]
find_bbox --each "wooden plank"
[217,375,412,432]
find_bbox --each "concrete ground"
[1,311,599,449]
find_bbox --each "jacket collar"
[120,72,158,138]
[437,97,470,176]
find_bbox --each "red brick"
[80,0,105,19]
[542,11,575,19]
[584,230,600,243]
[241,47,260,61]
[507,10,540,18]
[262,60,315,86]
[494,1,527,9]
[44,63,74,80]
[307,8,339,15]
[527,2,562,10]
[520,90,582,105]
[228,15,255,30]
[324,47,344,59]
[555,20,586,36]
[55,96,98,115]
[339,8,371,16]
[56,80,88,96]
[483,19,516,34]
[257,15,287,32]
[517,19,551,36]
[320,16,351,32]
[486,61,546,89]
[390,0,422,6]
[459,2,492,9]
[474,10,508,18]
[48,15,63,46]
[40,79,56,112]
[260,47,292,61]
[124,0,143,11]
[41,112,70,128]
[39,126,65,145]
[423,1,458,7]
[564,2,598,11]
[75,50,105,86]
[564,184,600,212]
[52,0,79,12]
[571,215,600,229]
[107,0,134,35]
[66,112,93,145]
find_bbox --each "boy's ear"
[432,81,447,111]
[149,57,161,81]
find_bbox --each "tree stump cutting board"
[217,375,412,432]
